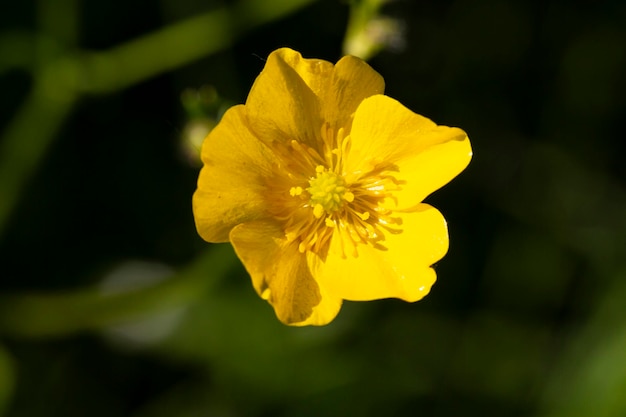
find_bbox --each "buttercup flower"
[193,48,471,326]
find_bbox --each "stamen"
[290,186,303,196]
[272,126,406,258]
[313,204,325,219]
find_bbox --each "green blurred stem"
[79,9,234,94]
[80,0,317,93]
[0,72,77,238]
[342,0,387,59]
[0,245,234,338]
[0,0,318,236]
[0,32,38,74]
[37,0,79,49]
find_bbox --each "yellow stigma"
[306,165,354,218]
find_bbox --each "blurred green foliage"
[1,0,625,416]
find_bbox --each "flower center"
[306,166,354,218]
[271,124,405,258]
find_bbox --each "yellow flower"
[193,48,472,326]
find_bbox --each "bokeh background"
[1,0,625,416]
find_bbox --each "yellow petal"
[230,220,342,326]
[245,48,385,154]
[311,204,448,301]
[322,54,385,131]
[267,49,384,132]
[345,94,472,209]
[192,105,276,242]
[270,47,335,99]
[392,128,472,209]
[245,48,326,151]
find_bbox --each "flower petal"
[311,204,448,301]
[230,220,342,326]
[322,55,385,131]
[192,105,276,242]
[269,47,335,98]
[266,48,384,132]
[345,95,472,209]
[245,48,385,153]
[245,48,325,150]
[392,129,472,209]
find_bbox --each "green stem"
[0,0,318,237]
[0,245,235,338]
[0,76,77,238]
[342,0,387,60]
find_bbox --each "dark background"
[1,0,625,416]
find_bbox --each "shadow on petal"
[230,220,341,325]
